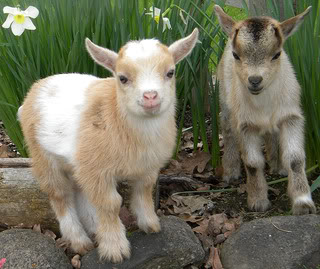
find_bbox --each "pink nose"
[143,91,158,100]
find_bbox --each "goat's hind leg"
[221,104,241,183]
[279,116,316,215]
[33,157,93,255]
[75,187,98,238]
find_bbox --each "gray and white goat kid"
[214,5,316,215]
[19,29,198,263]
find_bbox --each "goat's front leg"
[77,172,130,263]
[264,132,287,176]
[130,172,160,233]
[279,115,316,215]
[221,104,241,183]
[239,125,271,212]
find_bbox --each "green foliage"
[0,0,224,163]
[263,0,320,168]
[311,174,320,192]
[1,0,319,173]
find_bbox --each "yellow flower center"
[154,15,160,24]
[14,14,25,24]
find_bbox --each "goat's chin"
[142,104,161,116]
[248,86,264,95]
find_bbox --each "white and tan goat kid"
[19,28,198,263]
[214,5,316,215]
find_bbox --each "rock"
[221,214,320,269]
[81,216,205,269]
[0,167,57,231]
[0,229,72,269]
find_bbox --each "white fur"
[58,205,93,249]
[17,105,23,120]
[75,190,98,236]
[124,39,161,61]
[293,194,313,205]
[35,73,99,163]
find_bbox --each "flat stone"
[221,214,320,269]
[81,216,205,269]
[0,229,72,269]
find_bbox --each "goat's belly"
[35,74,99,162]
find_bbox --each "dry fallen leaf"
[213,247,224,269]
[198,233,214,253]
[196,185,211,191]
[56,238,70,251]
[71,254,81,268]
[205,247,224,269]
[214,234,226,245]
[223,231,233,239]
[222,222,235,233]
[179,151,211,174]
[43,229,57,240]
[119,206,136,230]
[161,159,182,175]
[0,144,9,158]
[207,213,228,236]
[179,213,204,224]
[171,195,210,215]
[192,218,210,235]
[32,224,41,233]
[214,165,224,178]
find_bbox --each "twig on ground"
[270,220,292,233]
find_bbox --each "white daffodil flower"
[162,17,172,32]
[146,6,172,32]
[2,6,39,36]
[179,10,188,25]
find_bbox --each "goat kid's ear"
[280,6,312,39]
[85,38,118,73]
[168,28,199,64]
[214,5,235,37]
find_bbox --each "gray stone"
[221,214,320,269]
[81,216,205,269]
[0,229,72,269]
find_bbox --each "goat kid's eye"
[119,75,128,84]
[167,70,175,78]
[232,52,240,60]
[272,51,281,61]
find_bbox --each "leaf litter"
[0,126,302,268]
[158,131,247,268]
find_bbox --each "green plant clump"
[0,0,319,175]
[0,0,224,163]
